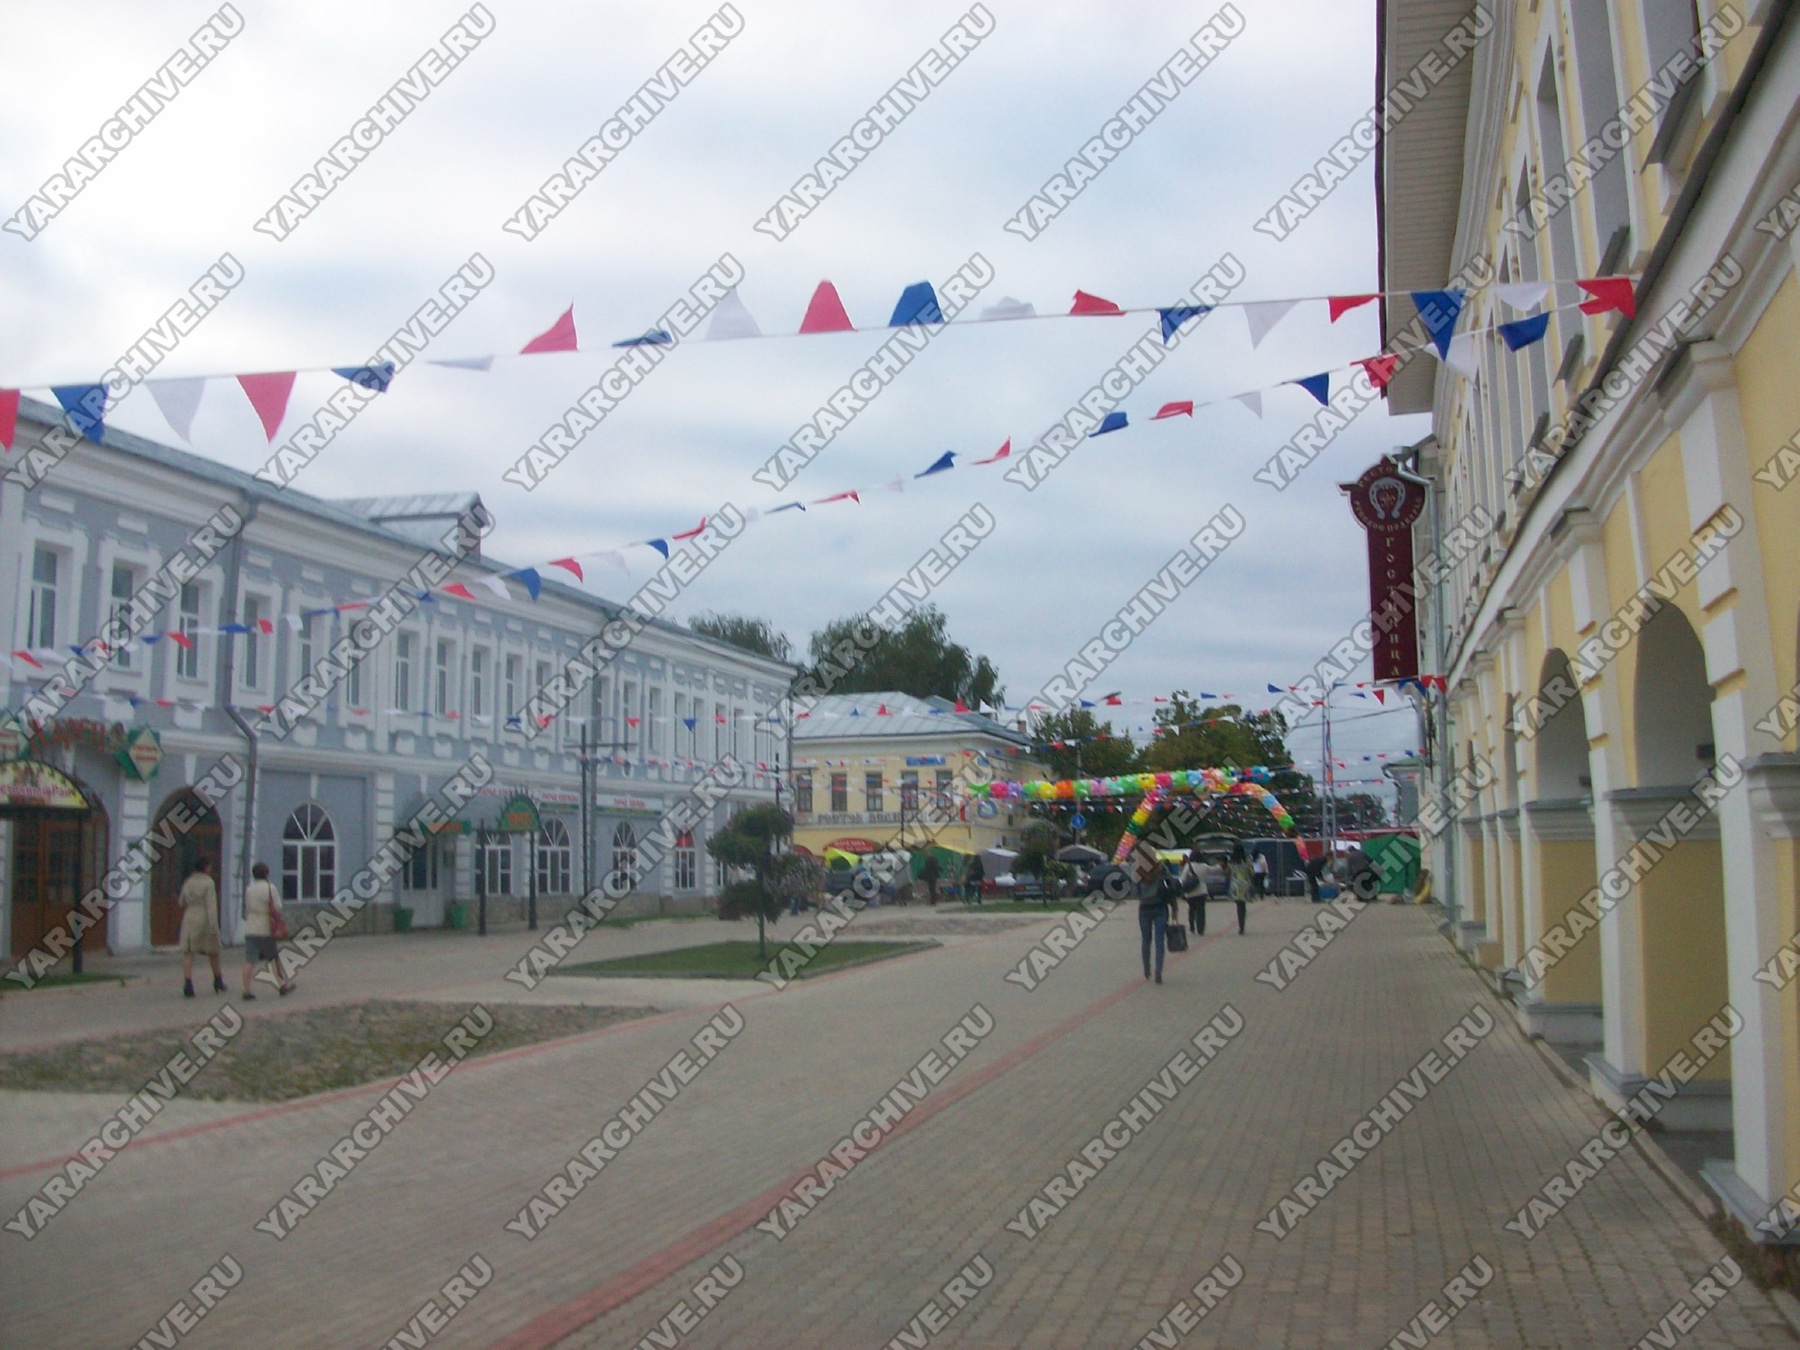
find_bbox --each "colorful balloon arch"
[968,767,1297,862]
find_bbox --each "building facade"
[1380,2,1800,1243]
[790,693,1046,859]
[0,398,792,966]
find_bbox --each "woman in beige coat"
[178,856,225,997]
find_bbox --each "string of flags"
[0,275,1636,454]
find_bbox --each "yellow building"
[1381,1,1800,1247]
[789,693,1046,860]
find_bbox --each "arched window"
[611,823,637,890]
[282,804,336,902]
[673,831,696,890]
[537,817,572,894]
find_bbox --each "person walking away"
[240,862,293,999]
[1179,850,1207,934]
[1228,843,1253,935]
[178,856,225,997]
[1136,851,1179,983]
[1192,852,1227,935]
[964,853,984,905]
[1252,848,1270,898]
[920,852,941,906]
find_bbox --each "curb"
[556,940,940,981]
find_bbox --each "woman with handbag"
[240,861,294,999]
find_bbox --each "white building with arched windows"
[0,398,792,965]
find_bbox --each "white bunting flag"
[148,377,207,441]
[1243,300,1300,348]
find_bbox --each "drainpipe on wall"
[217,492,263,939]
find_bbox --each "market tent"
[1362,834,1421,893]
[823,847,861,870]
[909,844,970,880]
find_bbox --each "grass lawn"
[0,1000,651,1102]
[958,899,1092,913]
[562,939,935,980]
[3,970,133,992]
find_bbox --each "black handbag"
[1166,924,1189,953]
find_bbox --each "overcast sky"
[0,0,1432,786]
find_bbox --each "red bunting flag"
[522,306,579,354]
[1329,294,1377,322]
[238,372,296,441]
[256,618,274,634]
[12,649,42,668]
[672,518,707,540]
[442,583,478,601]
[954,700,968,712]
[167,631,194,650]
[971,438,1011,465]
[1070,290,1124,316]
[1357,355,1400,389]
[715,710,727,723]
[1104,694,1123,706]
[627,717,640,727]
[1151,401,1194,420]
[548,558,584,582]
[0,388,17,450]
[799,281,855,334]
[815,490,860,504]
[1577,277,1636,319]
[876,704,890,716]
[1372,688,1386,704]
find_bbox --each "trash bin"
[445,902,466,931]
[394,906,415,933]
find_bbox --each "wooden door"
[149,793,222,947]
[9,815,107,958]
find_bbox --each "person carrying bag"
[240,861,294,999]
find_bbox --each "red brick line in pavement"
[0,916,1034,1182]
[483,933,1224,1350]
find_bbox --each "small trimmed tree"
[706,803,808,958]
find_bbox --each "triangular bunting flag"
[1158,305,1208,341]
[0,388,16,450]
[706,288,762,340]
[238,372,297,441]
[431,356,495,371]
[1244,299,1300,348]
[1092,411,1128,436]
[53,384,107,443]
[799,281,855,334]
[1295,373,1330,406]
[1357,355,1400,389]
[876,704,890,716]
[971,438,1011,465]
[548,558,584,582]
[612,330,673,347]
[478,575,511,601]
[1493,281,1550,311]
[1070,290,1124,316]
[769,502,806,514]
[889,282,942,326]
[333,362,396,392]
[596,550,629,573]
[1151,401,1194,420]
[673,518,707,540]
[148,378,206,441]
[645,539,670,558]
[1410,290,1464,358]
[1328,294,1377,322]
[1497,312,1551,350]
[1443,332,1481,378]
[915,451,955,477]
[816,490,860,504]
[442,583,478,601]
[512,568,542,600]
[1234,390,1263,419]
[1372,688,1386,704]
[979,297,1036,321]
[522,306,578,354]
[1577,277,1636,319]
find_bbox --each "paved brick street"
[2,901,1792,1349]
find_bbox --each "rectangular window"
[480,839,512,895]
[28,547,57,650]
[110,563,135,668]
[297,612,316,679]
[470,648,487,721]
[674,693,688,756]
[504,654,520,722]
[435,639,452,716]
[901,772,919,811]
[622,681,638,751]
[395,633,415,711]
[830,773,848,813]
[865,773,883,813]
[935,769,954,809]
[403,840,439,891]
[648,687,663,754]
[674,833,697,890]
[177,582,202,680]
[241,596,263,689]
[714,703,726,758]
[794,771,813,813]
[346,635,363,709]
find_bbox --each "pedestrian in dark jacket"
[1136,851,1180,984]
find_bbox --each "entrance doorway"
[1,760,108,960]
[149,789,222,947]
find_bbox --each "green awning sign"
[498,794,541,834]
[116,726,163,781]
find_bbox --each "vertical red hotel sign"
[1342,457,1426,683]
